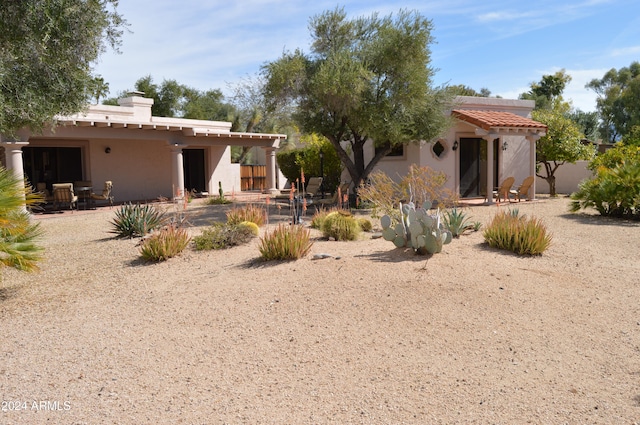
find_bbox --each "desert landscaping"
[1,195,640,424]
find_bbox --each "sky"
[94,0,640,112]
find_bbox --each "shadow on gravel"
[559,212,640,227]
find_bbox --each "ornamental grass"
[139,225,191,262]
[483,210,552,255]
[258,224,313,261]
[226,204,267,226]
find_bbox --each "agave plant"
[110,203,167,238]
[443,207,474,238]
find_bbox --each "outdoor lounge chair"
[509,176,534,202]
[304,176,323,198]
[52,183,78,211]
[492,176,515,203]
[91,181,114,207]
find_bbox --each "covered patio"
[451,109,547,204]
[0,95,287,203]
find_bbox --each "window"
[375,144,404,157]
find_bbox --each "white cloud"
[611,45,640,57]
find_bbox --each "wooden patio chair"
[492,176,515,203]
[509,176,534,202]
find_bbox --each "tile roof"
[452,110,547,132]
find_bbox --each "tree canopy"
[587,61,640,143]
[262,7,453,191]
[0,0,126,137]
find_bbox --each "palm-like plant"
[0,167,44,272]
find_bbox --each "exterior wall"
[89,138,172,202]
[536,160,593,195]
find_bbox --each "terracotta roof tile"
[452,110,547,132]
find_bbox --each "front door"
[183,149,206,194]
[458,138,498,198]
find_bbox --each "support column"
[264,146,279,195]
[484,136,496,205]
[526,135,540,200]
[170,144,185,200]
[1,139,29,211]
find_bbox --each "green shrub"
[193,222,257,250]
[259,224,313,261]
[570,159,640,219]
[483,210,552,255]
[139,225,191,261]
[111,203,166,238]
[321,210,361,241]
[206,196,232,205]
[443,207,474,237]
[357,217,373,232]
[226,204,266,226]
[239,221,260,236]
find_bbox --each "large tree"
[262,7,452,191]
[533,102,595,196]
[519,69,572,111]
[0,0,126,137]
[587,61,640,143]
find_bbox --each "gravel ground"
[1,196,640,424]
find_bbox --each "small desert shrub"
[193,222,257,250]
[139,225,191,261]
[357,165,458,220]
[111,203,167,238]
[483,210,552,255]
[321,210,361,241]
[357,217,373,232]
[259,224,313,261]
[443,208,474,237]
[206,196,232,205]
[239,220,260,236]
[226,204,266,226]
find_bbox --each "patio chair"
[91,181,114,207]
[52,183,78,211]
[36,182,53,203]
[492,176,515,203]
[509,176,534,202]
[304,177,323,198]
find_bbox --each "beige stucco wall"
[536,160,593,195]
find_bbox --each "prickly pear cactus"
[380,201,452,255]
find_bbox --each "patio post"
[483,136,496,205]
[526,134,541,201]
[264,146,279,195]
[0,138,29,212]
[170,143,185,200]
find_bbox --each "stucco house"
[0,94,286,203]
[369,96,547,204]
[1,94,545,206]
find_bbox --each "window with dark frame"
[375,144,404,157]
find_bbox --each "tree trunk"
[547,175,556,197]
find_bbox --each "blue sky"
[94,0,640,112]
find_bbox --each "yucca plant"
[193,222,257,250]
[483,210,552,255]
[0,167,44,273]
[226,203,266,226]
[259,224,313,261]
[139,225,191,261]
[110,203,167,238]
